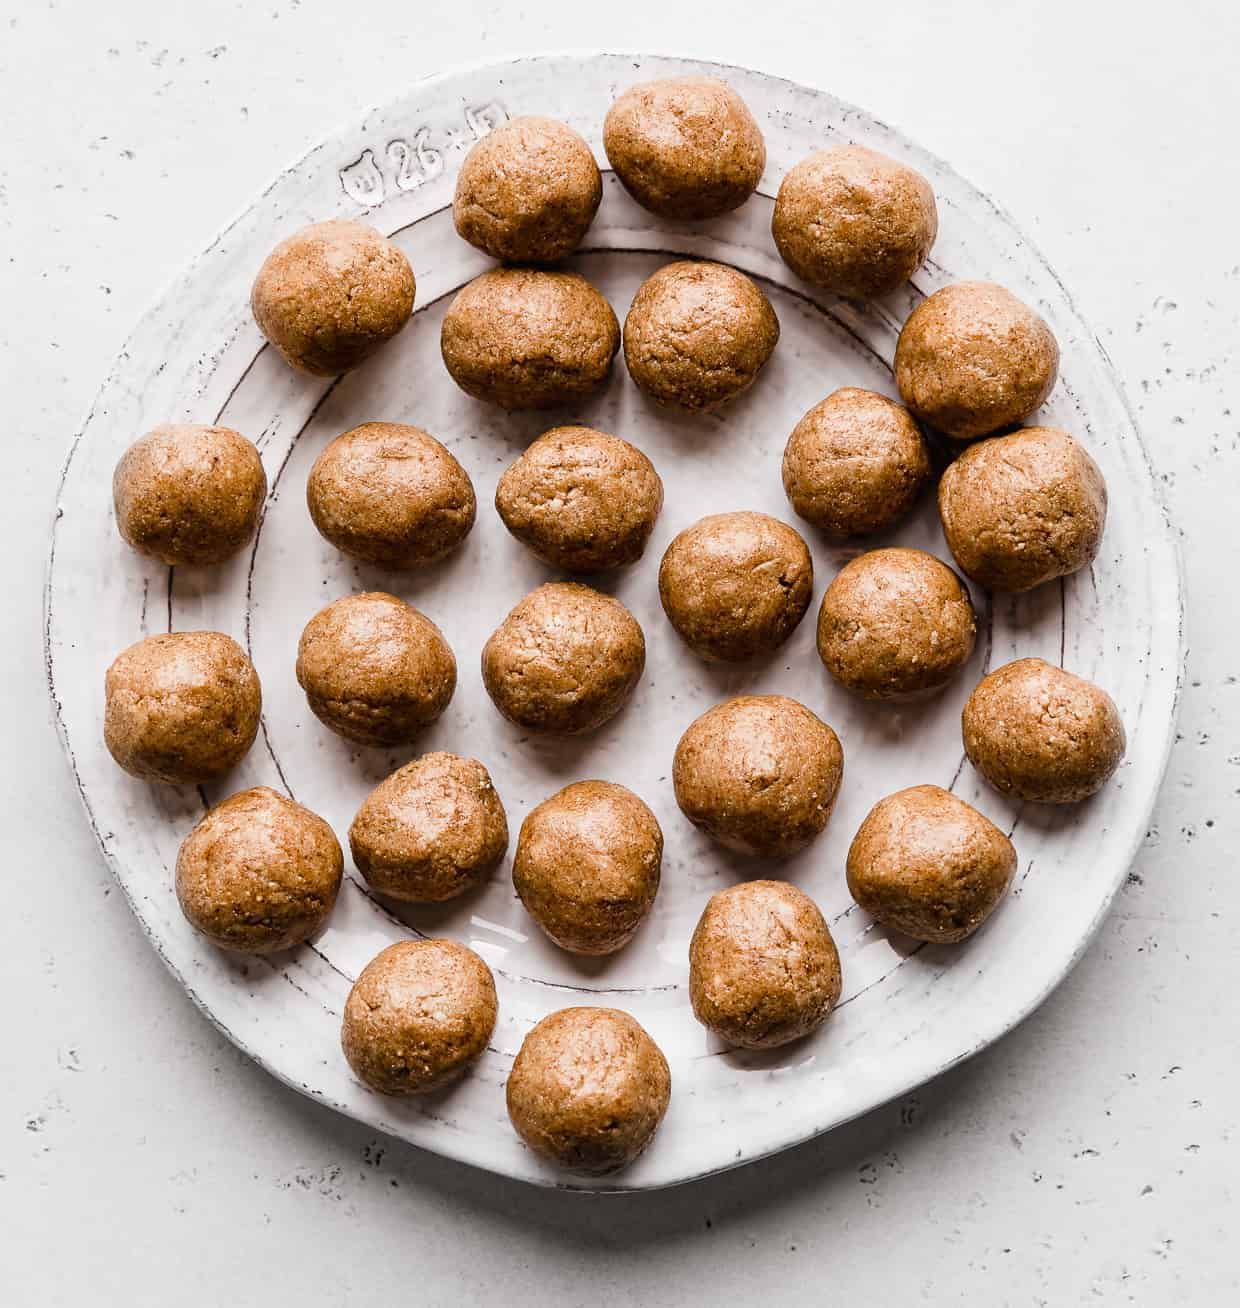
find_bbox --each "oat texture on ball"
[441,267,619,410]
[306,423,476,569]
[453,115,601,263]
[505,1006,671,1175]
[349,753,508,903]
[603,76,765,220]
[623,260,779,412]
[658,510,813,661]
[103,631,262,785]
[250,220,415,376]
[113,424,266,567]
[481,582,645,735]
[495,426,664,573]
[673,694,844,857]
[175,787,343,954]
[846,785,1016,943]
[816,547,977,700]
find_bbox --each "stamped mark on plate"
[338,101,509,206]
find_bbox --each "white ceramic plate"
[45,52,1182,1191]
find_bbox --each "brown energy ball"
[349,753,508,903]
[295,592,456,746]
[341,940,497,1096]
[113,424,266,566]
[506,1007,671,1176]
[962,658,1126,804]
[772,145,938,298]
[672,694,844,858]
[513,781,662,955]
[440,268,619,410]
[481,582,645,735]
[495,425,663,573]
[658,511,813,662]
[453,115,601,263]
[623,260,779,412]
[689,880,842,1049]
[104,631,261,785]
[306,422,476,569]
[175,787,343,953]
[846,785,1016,943]
[603,76,765,221]
[938,427,1107,593]
[894,281,1059,439]
[251,220,415,376]
[816,548,976,700]
[782,387,932,537]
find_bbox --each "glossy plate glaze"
[45,52,1182,1190]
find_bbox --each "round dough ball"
[603,76,765,220]
[175,787,343,953]
[341,940,497,1095]
[506,1007,671,1175]
[658,511,813,662]
[962,658,1126,804]
[894,281,1059,439]
[782,387,932,537]
[481,582,645,735]
[440,268,619,410]
[623,260,779,412]
[495,425,663,573]
[296,592,456,746]
[113,424,266,566]
[817,548,976,700]
[251,220,415,376]
[349,753,508,903]
[104,631,261,785]
[673,694,844,858]
[453,115,601,263]
[513,781,663,955]
[846,785,1016,943]
[772,145,937,298]
[306,422,476,569]
[938,427,1107,593]
[689,880,841,1049]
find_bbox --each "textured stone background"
[3,1,1234,1303]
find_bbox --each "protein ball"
[513,781,662,955]
[113,424,266,566]
[349,753,508,903]
[506,1007,671,1175]
[306,422,476,569]
[817,548,976,700]
[175,787,343,953]
[781,387,932,537]
[894,281,1059,439]
[673,694,844,858]
[440,268,619,410]
[296,592,456,746]
[341,940,497,1095]
[251,220,415,376]
[481,582,645,735]
[846,785,1016,943]
[623,260,779,412]
[603,76,765,220]
[658,510,813,662]
[772,145,937,298]
[495,425,663,573]
[938,426,1107,592]
[104,631,261,785]
[453,115,601,263]
[689,880,842,1049]
[962,658,1126,804]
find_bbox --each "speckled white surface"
[5,0,1237,1300]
